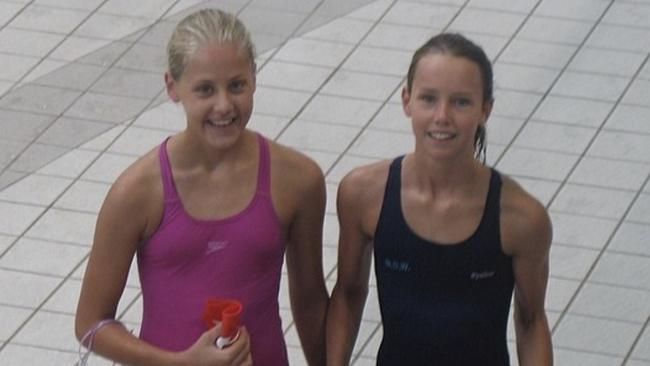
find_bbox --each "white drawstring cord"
[75,319,122,366]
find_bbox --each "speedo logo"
[384,258,411,272]
[470,270,495,280]
[206,240,229,255]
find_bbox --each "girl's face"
[165,41,255,150]
[402,53,491,162]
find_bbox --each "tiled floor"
[0,0,649,365]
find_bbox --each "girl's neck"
[171,129,254,172]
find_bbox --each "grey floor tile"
[348,129,412,159]
[107,126,169,156]
[499,39,576,69]
[602,2,650,28]
[254,86,312,118]
[588,130,650,163]
[627,193,650,224]
[247,114,290,140]
[633,326,650,361]
[533,95,613,128]
[75,39,132,67]
[568,47,647,77]
[98,0,177,19]
[513,120,596,154]
[546,277,580,311]
[258,60,333,93]
[33,62,107,91]
[451,8,526,36]
[299,94,381,127]
[81,152,137,183]
[279,120,360,153]
[0,27,65,57]
[0,344,80,365]
[13,310,78,351]
[491,89,542,118]
[549,244,600,280]
[518,15,594,45]
[587,23,650,52]
[535,0,610,21]
[0,2,24,26]
[367,102,410,133]
[0,237,87,276]
[553,348,623,366]
[239,6,306,37]
[0,174,71,206]
[36,149,100,179]
[0,304,32,342]
[9,4,88,34]
[54,180,110,213]
[0,53,40,82]
[326,154,378,183]
[342,45,412,77]
[91,67,163,99]
[551,71,630,102]
[551,184,636,219]
[362,22,435,51]
[568,156,650,191]
[0,84,81,116]
[496,146,578,181]
[0,110,55,142]
[251,0,320,14]
[25,208,97,246]
[468,0,538,13]
[383,2,459,28]
[321,70,402,102]
[550,212,618,250]
[608,222,650,256]
[7,142,69,173]
[270,37,355,67]
[606,104,650,134]
[510,176,561,206]
[37,116,113,148]
[554,314,642,356]
[73,13,153,41]
[0,268,59,307]
[303,17,374,44]
[590,252,650,290]
[569,282,650,323]
[622,78,650,106]
[64,91,150,124]
[115,43,172,73]
[494,63,560,94]
[0,171,27,192]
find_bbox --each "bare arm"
[285,159,329,366]
[503,182,553,366]
[75,160,251,366]
[326,170,377,366]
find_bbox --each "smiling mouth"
[206,117,236,127]
[427,131,455,140]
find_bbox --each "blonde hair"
[166,8,256,81]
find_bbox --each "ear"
[165,72,180,103]
[480,98,494,126]
[401,85,412,117]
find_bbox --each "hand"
[180,323,252,366]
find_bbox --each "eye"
[453,97,472,107]
[419,94,436,104]
[229,80,247,93]
[195,84,214,96]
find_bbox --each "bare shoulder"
[267,140,324,192]
[338,160,390,206]
[101,147,163,239]
[499,174,552,257]
[337,159,391,237]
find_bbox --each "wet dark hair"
[406,33,493,163]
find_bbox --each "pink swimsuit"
[137,134,288,365]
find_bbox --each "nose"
[433,100,450,125]
[212,91,234,116]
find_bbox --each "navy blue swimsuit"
[373,157,514,365]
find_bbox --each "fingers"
[228,327,252,365]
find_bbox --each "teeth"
[428,132,453,140]
[207,118,235,127]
